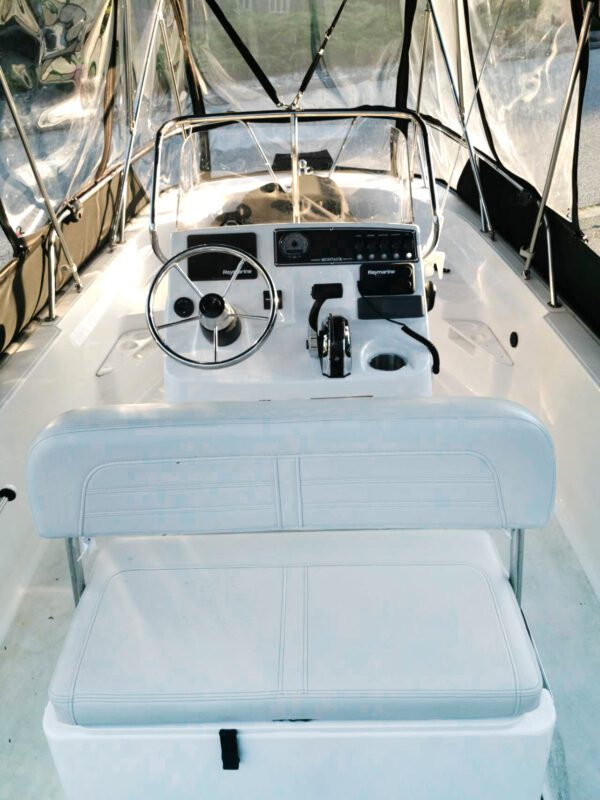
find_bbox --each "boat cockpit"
[2,3,599,799]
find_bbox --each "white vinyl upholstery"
[48,531,543,726]
[28,397,555,537]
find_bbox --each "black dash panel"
[187,233,258,280]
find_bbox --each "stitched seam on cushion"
[67,561,529,719]
[305,501,498,508]
[67,439,549,537]
[69,565,282,723]
[69,572,127,725]
[85,504,274,518]
[80,456,278,537]
[303,566,308,693]
[301,563,521,702]
[87,480,274,495]
[278,568,287,693]
[274,458,283,530]
[73,689,524,701]
[465,567,521,716]
[295,458,303,528]
[300,451,506,528]
[304,477,496,485]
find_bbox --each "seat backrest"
[27,397,555,539]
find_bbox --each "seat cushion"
[50,531,542,726]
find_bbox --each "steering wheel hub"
[199,293,225,319]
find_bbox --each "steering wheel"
[146,244,278,369]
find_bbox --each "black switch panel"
[359,264,414,296]
[275,227,417,266]
[263,290,283,310]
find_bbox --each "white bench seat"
[50,530,542,727]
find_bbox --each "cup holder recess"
[369,353,406,371]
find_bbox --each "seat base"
[45,692,555,800]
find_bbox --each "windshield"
[176,115,414,230]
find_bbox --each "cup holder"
[369,353,406,371]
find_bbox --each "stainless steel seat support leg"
[65,538,86,605]
[509,528,525,606]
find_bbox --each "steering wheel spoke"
[213,326,219,362]
[222,258,246,299]
[146,244,277,369]
[173,262,204,300]
[157,315,200,331]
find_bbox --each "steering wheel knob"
[199,293,225,319]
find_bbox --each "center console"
[163,222,434,402]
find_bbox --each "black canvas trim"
[568,0,593,233]
[203,0,283,108]
[294,0,350,100]
[396,0,418,111]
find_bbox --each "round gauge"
[280,232,310,260]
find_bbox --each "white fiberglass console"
[155,222,435,402]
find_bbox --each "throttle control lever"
[306,283,351,378]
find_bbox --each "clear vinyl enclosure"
[176,116,414,231]
[0,1,598,351]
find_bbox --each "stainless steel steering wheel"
[146,243,278,369]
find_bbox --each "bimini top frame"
[149,108,441,264]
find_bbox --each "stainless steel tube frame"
[65,537,86,605]
[0,66,82,292]
[150,109,440,262]
[410,6,430,178]
[423,117,558,307]
[119,0,135,244]
[509,528,525,606]
[521,0,595,278]
[0,486,16,517]
[428,0,492,234]
[46,204,82,321]
[110,0,164,246]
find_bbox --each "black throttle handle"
[309,283,343,332]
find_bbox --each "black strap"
[219,729,240,770]
[357,282,440,375]
[395,0,418,111]
[292,0,350,105]
[203,0,283,108]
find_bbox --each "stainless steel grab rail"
[149,109,440,263]
[422,116,560,308]
[0,67,83,297]
[0,486,16,516]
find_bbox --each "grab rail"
[0,486,16,516]
[149,109,440,263]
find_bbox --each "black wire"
[357,282,440,375]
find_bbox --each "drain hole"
[369,353,406,371]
